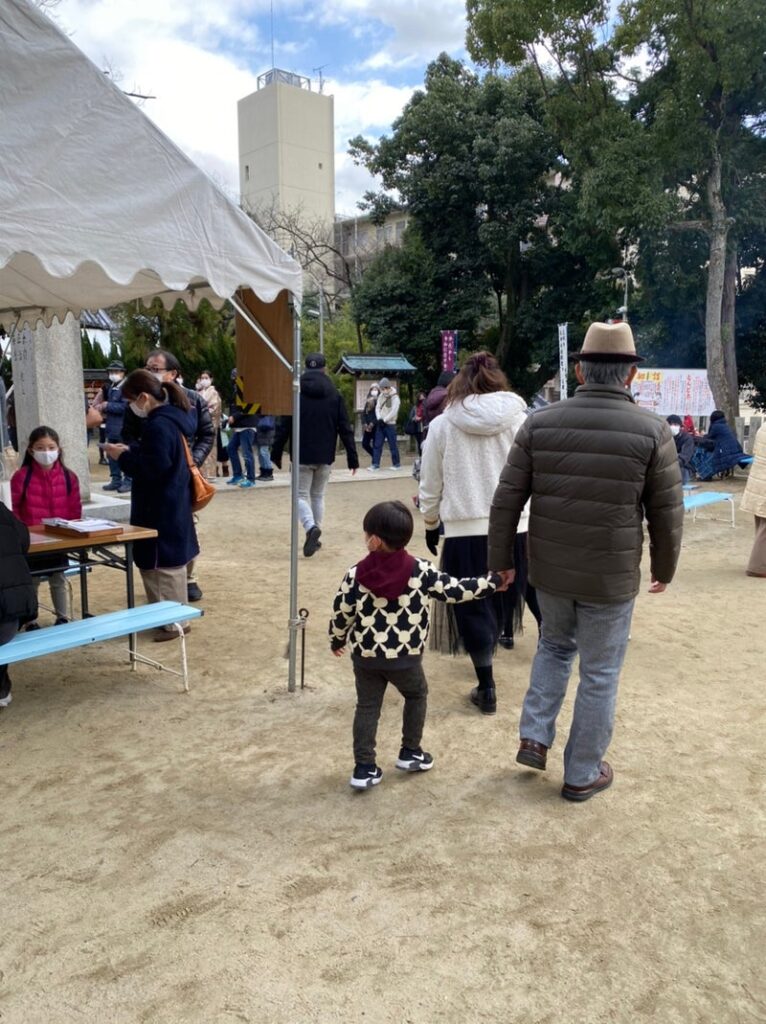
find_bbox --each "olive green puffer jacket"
[488,384,684,603]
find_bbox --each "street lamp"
[609,267,629,323]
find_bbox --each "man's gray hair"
[578,360,637,387]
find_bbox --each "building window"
[318,162,323,170]
[244,164,250,181]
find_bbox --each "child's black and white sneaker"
[396,747,434,772]
[350,764,383,789]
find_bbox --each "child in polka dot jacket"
[330,499,504,790]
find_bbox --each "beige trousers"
[140,565,188,627]
[746,516,766,576]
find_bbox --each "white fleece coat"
[419,391,529,537]
[375,388,400,425]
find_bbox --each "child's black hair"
[363,500,414,550]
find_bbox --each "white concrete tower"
[238,69,335,232]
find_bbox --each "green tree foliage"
[467,0,766,419]
[350,56,627,397]
[110,299,236,390]
[80,330,108,369]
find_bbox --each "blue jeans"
[227,429,256,482]
[258,445,273,472]
[372,424,400,468]
[519,589,634,787]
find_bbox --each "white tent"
[0,0,305,688]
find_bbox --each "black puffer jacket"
[0,503,37,625]
[488,384,684,603]
[272,370,359,469]
[123,387,214,467]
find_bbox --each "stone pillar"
[12,313,90,501]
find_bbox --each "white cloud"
[49,0,455,218]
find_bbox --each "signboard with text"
[440,330,457,372]
[631,369,715,417]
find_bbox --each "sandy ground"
[1,450,764,1024]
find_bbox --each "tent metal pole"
[230,295,293,373]
[287,303,302,692]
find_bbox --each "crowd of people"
[1,324,763,800]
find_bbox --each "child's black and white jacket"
[329,558,499,668]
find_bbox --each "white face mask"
[130,400,148,419]
[670,425,680,436]
[108,373,122,383]
[150,371,166,384]
[199,377,211,388]
[32,449,59,467]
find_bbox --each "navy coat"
[702,419,744,476]
[100,380,129,440]
[118,405,200,571]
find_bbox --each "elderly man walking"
[488,322,684,802]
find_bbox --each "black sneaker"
[396,747,434,772]
[498,634,514,650]
[257,471,274,481]
[187,582,203,602]
[303,525,322,557]
[54,617,69,626]
[350,764,383,789]
[470,686,497,715]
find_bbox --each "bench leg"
[176,622,190,693]
[125,623,191,693]
[728,497,735,528]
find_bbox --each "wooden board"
[235,287,293,416]
[43,525,124,540]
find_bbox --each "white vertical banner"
[558,323,568,399]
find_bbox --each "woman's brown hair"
[446,351,509,404]
[122,369,191,411]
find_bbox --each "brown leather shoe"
[561,761,613,802]
[516,738,547,771]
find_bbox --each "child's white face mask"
[32,449,59,466]
[670,425,680,436]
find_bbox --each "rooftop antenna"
[313,64,329,93]
[270,0,275,69]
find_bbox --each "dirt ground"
[1,451,764,1024]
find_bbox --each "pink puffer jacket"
[11,462,82,526]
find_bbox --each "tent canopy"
[0,0,302,326]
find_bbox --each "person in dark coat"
[0,501,38,707]
[489,322,684,803]
[255,414,276,481]
[667,414,695,484]
[93,359,131,493]
[105,370,199,642]
[226,371,260,489]
[423,370,456,440]
[271,353,359,556]
[360,385,380,461]
[693,410,745,480]
[123,349,213,603]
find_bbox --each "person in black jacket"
[667,415,695,484]
[106,370,200,641]
[0,502,38,706]
[271,353,359,556]
[123,349,213,602]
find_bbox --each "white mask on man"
[151,371,166,384]
[108,373,122,383]
[33,449,59,467]
[670,425,680,437]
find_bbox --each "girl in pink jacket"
[11,426,81,628]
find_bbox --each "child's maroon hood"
[355,548,416,601]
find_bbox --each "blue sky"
[51,0,471,215]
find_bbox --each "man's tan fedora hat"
[570,321,644,363]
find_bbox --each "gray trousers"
[352,661,428,764]
[519,590,634,788]
[297,464,332,531]
[35,574,69,621]
[140,566,188,630]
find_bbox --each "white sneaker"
[0,693,12,708]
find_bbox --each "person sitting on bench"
[693,410,745,480]
[0,501,38,707]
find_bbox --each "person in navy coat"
[105,369,199,642]
[694,410,745,479]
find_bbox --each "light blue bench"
[0,601,203,692]
[683,490,735,528]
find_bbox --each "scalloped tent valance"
[0,0,302,327]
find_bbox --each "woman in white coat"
[741,427,766,577]
[419,351,528,714]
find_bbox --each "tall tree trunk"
[704,150,736,421]
[721,242,739,416]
